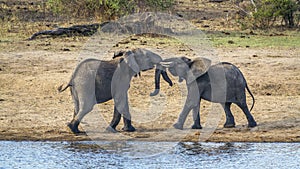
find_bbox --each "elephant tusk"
[159,61,174,68]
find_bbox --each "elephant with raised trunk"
[159,56,257,129]
[58,48,173,134]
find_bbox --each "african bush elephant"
[58,48,173,133]
[159,57,257,129]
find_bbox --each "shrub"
[141,0,174,11]
[253,0,299,28]
[46,0,175,20]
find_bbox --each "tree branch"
[27,22,109,40]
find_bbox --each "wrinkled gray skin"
[58,48,173,134]
[159,57,257,130]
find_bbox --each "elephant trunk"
[150,68,173,96]
[150,69,161,96]
[161,70,173,86]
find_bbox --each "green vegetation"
[253,0,299,28]
[1,0,299,47]
[237,0,300,29]
[46,0,175,20]
[207,31,300,48]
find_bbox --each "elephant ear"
[186,57,211,84]
[124,51,140,73]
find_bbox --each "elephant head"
[159,56,211,84]
[112,48,173,120]
[112,48,173,96]
[124,48,173,96]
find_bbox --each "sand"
[0,35,299,142]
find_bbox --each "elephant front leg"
[106,106,121,133]
[113,92,136,132]
[173,105,193,130]
[191,104,202,129]
[174,85,200,130]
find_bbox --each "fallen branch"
[28,19,175,40]
[27,22,109,40]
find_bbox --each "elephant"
[58,48,173,133]
[159,56,257,129]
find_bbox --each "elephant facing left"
[159,56,257,130]
[58,48,173,134]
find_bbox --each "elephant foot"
[173,123,183,130]
[122,118,136,132]
[122,125,136,132]
[150,89,160,96]
[191,124,202,129]
[248,121,257,128]
[223,123,235,128]
[106,126,118,133]
[67,120,80,134]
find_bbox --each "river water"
[0,141,299,169]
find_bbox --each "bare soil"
[0,36,299,142]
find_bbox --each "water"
[0,141,299,169]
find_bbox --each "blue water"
[0,141,299,169]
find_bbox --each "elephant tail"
[245,83,255,112]
[57,83,72,93]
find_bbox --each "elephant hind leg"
[68,119,80,134]
[122,118,136,132]
[70,87,80,118]
[73,98,79,118]
[236,101,257,127]
[222,102,235,128]
[69,100,95,134]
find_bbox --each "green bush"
[47,0,63,15]
[142,0,174,11]
[252,0,299,28]
[46,0,174,20]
